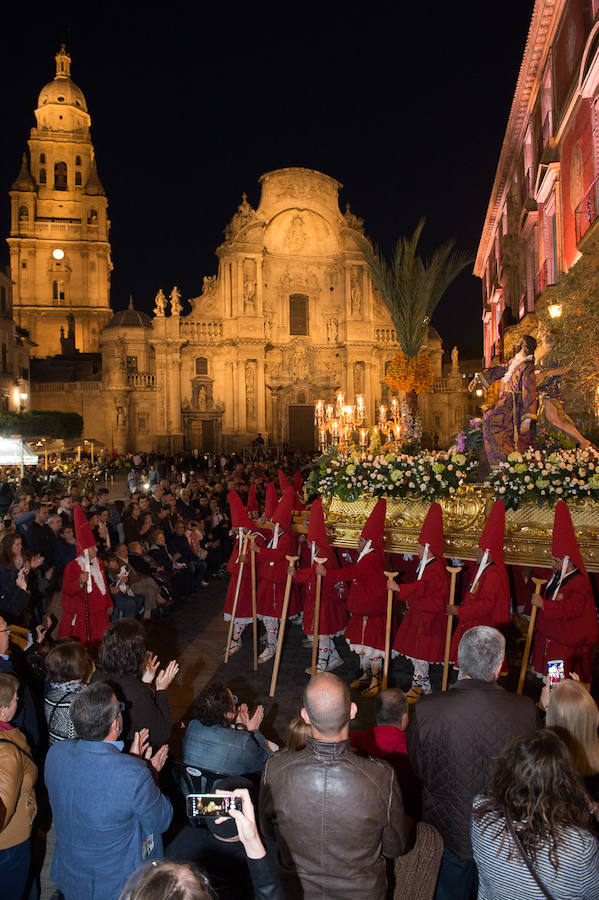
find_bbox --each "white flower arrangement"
[487,447,599,510]
[305,448,478,502]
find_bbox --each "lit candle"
[379,405,387,423]
[360,428,367,446]
[326,404,333,420]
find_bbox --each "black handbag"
[504,807,557,900]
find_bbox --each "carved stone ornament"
[153,289,166,317]
[343,202,365,234]
[225,193,257,241]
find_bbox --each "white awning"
[0,438,39,466]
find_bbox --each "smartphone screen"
[547,659,565,690]
[186,794,242,817]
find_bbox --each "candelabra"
[377,397,402,446]
[314,392,367,455]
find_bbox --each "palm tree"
[360,219,472,415]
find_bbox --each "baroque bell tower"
[7,45,112,356]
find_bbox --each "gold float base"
[322,486,599,571]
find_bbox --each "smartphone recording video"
[186,794,243,818]
[547,659,565,690]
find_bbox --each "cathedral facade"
[16,49,468,452]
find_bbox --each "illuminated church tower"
[7,46,112,356]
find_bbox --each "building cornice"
[474,0,566,277]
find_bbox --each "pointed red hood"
[74,505,95,556]
[278,469,291,492]
[272,486,295,529]
[360,498,387,548]
[479,500,505,566]
[307,498,330,553]
[228,489,253,530]
[418,503,444,559]
[247,484,258,514]
[552,500,588,579]
[264,483,278,520]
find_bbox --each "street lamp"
[548,303,563,319]
[19,392,27,413]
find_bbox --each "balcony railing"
[575,175,599,244]
[534,259,557,297]
[127,372,155,388]
[374,327,396,342]
[179,321,224,339]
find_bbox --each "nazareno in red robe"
[393,557,449,663]
[331,549,389,653]
[532,570,599,681]
[256,529,299,619]
[58,557,112,647]
[224,531,266,623]
[449,563,510,663]
[295,550,347,638]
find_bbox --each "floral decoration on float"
[486,447,599,510]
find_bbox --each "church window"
[21,262,27,269]
[126,356,138,373]
[18,206,28,222]
[57,96,65,102]
[195,357,208,375]
[52,281,65,302]
[0,288,6,313]
[1,345,7,374]
[289,294,309,335]
[75,156,81,166]
[88,209,98,224]
[137,414,148,433]
[54,162,67,190]
[39,168,46,184]
[40,153,45,164]
[75,172,81,186]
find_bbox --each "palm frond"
[359,221,473,359]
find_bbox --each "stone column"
[345,266,352,317]
[256,256,263,316]
[257,359,266,432]
[224,362,234,429]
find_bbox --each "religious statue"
[198,385,207,411]
[170,286,182,316]
[153,289,166,317]
[469,334,538,466]
[326,317,338,342]
[451,346,459,371]
[243,279,256,311]
[116,405,127,427]
[351,281,362,315]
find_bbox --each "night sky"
[1,1,535,360]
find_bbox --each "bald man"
[260,673,406,899]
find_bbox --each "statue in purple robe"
[469,335,538,467]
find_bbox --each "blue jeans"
[0,838,31,900]
[434,848,476,900]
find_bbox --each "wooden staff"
[269,555,300,698]
[442,566,463,692]
[383,571,399,690]
[249,534,258,672]
[517,576,547,694]
[224,534,249,664]
[310,557,328,677]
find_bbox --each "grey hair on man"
[70,682,120,742]
[457,626,505,681]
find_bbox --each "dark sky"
[1,1,535,360]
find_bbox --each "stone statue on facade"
[326,317,338,342]
[170,286,182,316]
[116,405,127,427]
[198,385,207,411]
[451,346,459,371]
[351,281,362,315]
[243,279,256,311]
[153,289,166,317]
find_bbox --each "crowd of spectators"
[0,449,598,898]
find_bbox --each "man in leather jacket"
[260,673,407,899]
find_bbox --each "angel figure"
[535,363,591,449]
